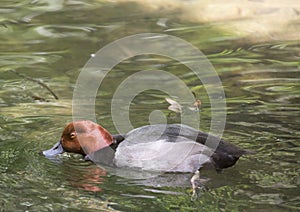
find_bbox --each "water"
[1,1,299,211]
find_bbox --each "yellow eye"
[70,132,76,139]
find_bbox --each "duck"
[42,120,251,198]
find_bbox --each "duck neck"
[85,145,116,167]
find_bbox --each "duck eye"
[70,132,76,139]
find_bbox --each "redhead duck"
[42,120,250,197]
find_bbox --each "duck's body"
[88,124,213,173]
[43,121,248,173]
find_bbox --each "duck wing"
[162,124,250,170]
[113,124,250,171]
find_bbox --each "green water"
[1,1,299,211]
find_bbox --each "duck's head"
[42,120,113,157]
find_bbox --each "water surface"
[0,1,299,211]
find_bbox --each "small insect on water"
[165,91,201,114]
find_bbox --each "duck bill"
[42,141,65,157]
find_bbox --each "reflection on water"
[0,0,299,211]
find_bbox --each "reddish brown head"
[43,120,113,157]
